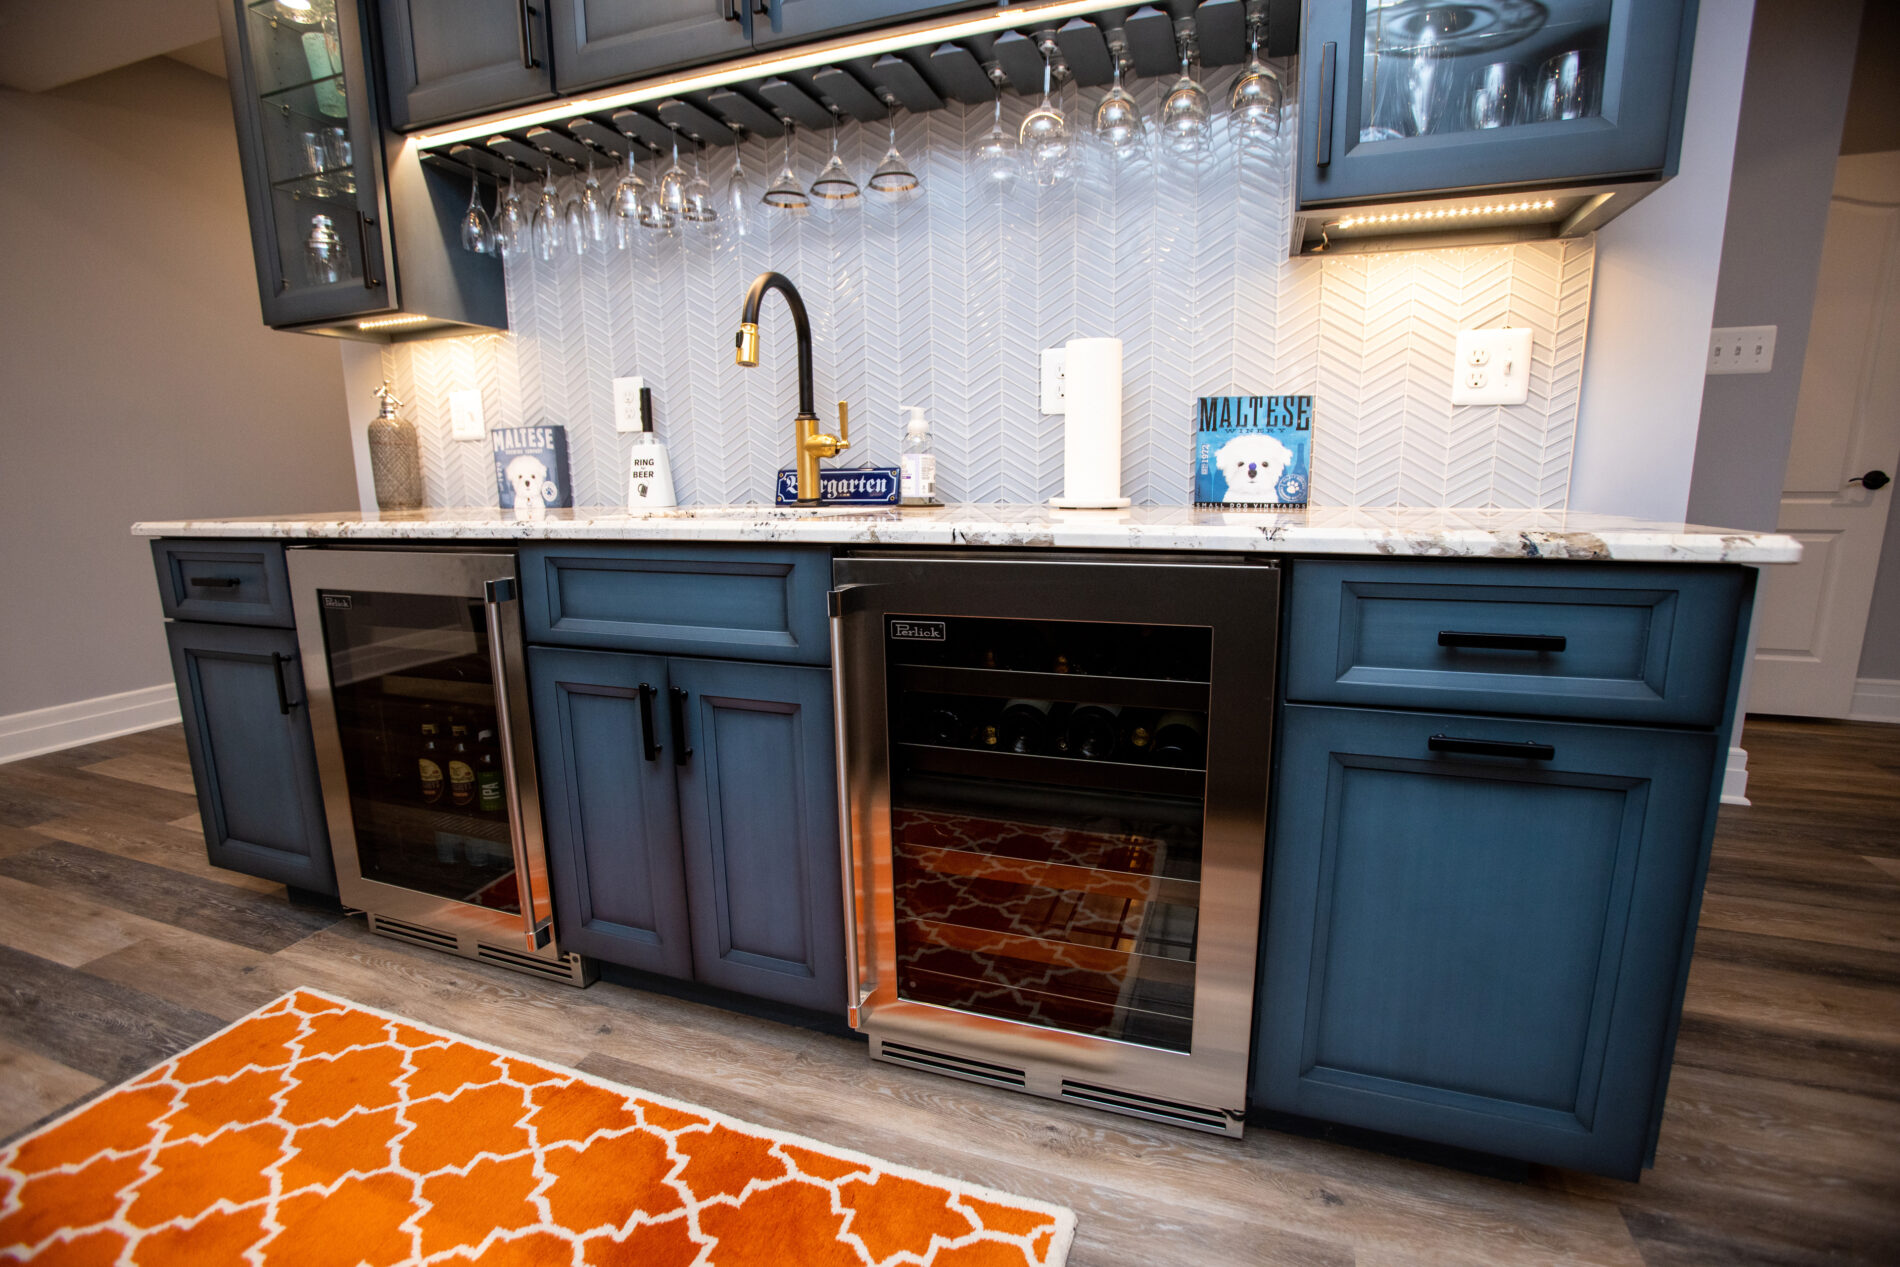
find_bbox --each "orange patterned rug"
[0,988,1074,1266]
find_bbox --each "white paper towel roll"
[1054,337,1130,508]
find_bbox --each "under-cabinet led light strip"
[408,0,1132,150]
[1332,199,1559,230]
[357,314,434,330]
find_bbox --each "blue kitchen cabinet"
[380,0,556,132]
[166,621,337,896]
[530,646,843,1012]
[1254,702,1719,1178]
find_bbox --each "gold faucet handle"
[835,401,850,449]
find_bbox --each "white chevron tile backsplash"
[386,63,1592,511]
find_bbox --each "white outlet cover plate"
[613,376,647,432]
[1450,328,1534,406]
[1708,325,1776,374]
[1040,348,1067,414]
[448,390,485,441]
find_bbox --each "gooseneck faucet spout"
[735,271,849,505]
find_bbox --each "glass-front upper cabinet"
[218,0,393,328]
[1300,0,1697,207]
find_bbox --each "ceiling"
[0,0,223,92]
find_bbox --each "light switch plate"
[1450,328,1534,405]
[1040,349,1067,414]
[448,390,485,441]
[1708,325,1776,374]
[613,376,648,432]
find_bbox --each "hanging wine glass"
[974,83,1022,195]
[1160,48,1212,164]
[459,172,493,254]
[563,184,589,257]
[1229,27,1283,151]
[684,139,718,227]
[496,169,528,261]
[1019,52,1072,187]
[762,120,810,214]
[579,157,609,243]
[657,132,689,217]
[810,112,861,203]
[868,107,920,200]
[531,163,563,260]
[1092,48,1147,164]
[723,126,753,241]
[610,146,647,249]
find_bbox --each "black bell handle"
[1849,470,1891,491]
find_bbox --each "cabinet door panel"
[381,0,554,131]
[752,0,989,51]
[529,647,692,977]
[1256,704,1716,1177]
[167,622,335,894]
[547,0,751,93]
[671,659,843,1012]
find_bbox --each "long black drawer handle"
[1429,734,1555,761]
[1439,630,1567,652]
[1315,41,1336,167]
[188,576,242,589]
[517,0,540,69]
[638,683,661,762]
[271,653,294,715]
[669,687,693,764]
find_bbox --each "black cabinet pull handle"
[188,576,241,589]
[1849,469,1890,491]
[1315,41,1336,167]
[669,687,693,764]
[271,652,294,715]
[1439,630,1567,652]
[517,0,540,69]
[726,0,753,40]
[356,210,380,289]
[637,683,661,762]
[1429,734,1555,760]
[767,0,783,35]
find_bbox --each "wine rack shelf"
[896,743,1206,799]
[893,664,1209,711]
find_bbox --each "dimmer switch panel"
[1450,328,1534,405]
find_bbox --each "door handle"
[483,575,551,952]
[1849,469,1891,491]
[1315,41,1337,167]
[1429,734,1556,761]
[727,0,753,40]
[517,0,540,69]
[271,652,295,715]
[637,683,661,762]
[669,688,693,764]
[1438,630,1567,652]
[766,0,783,35]
[356,210,381,289]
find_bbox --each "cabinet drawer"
[1284,560,1745,726]
[518,544,831,665]
[152,540,294,628]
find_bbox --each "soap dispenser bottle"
[899,406,941,506]
[367,383,423,511]
[626,387,677,510]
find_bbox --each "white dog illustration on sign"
[504,454,550,508]
[1215,432,1294,503]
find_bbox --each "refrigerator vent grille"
[367,914,457,950]
[476,942,588,984]
[877,1042,1027,1089]
[1058,1081,1233,1134]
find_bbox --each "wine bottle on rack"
[912,697,967,747]
[1060,703,1123,760]
[995,699,1055,755]
[1150,711,1208,768]
[475,729,505,816]
[418,716,444,805]
[448,721,476,808]
[1117,710,1158,762]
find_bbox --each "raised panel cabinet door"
[750,0,990,50]
[1255,704,1718,1178]
[528,647,692,977]
[380,0,555,132]
[546,0,752,93]
[669,658,844,1012]
[166,622,336,895]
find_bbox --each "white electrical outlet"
[1707,325,1776,374]
[1450,328,1533,405]
[448,390,485,441]
[1040,348,1067,414]
[613,376,648,432]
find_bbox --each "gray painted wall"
[0,57,358,718]
[1685,0,1863,532]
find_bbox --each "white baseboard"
[0,685,181,765]
[1848,678,1900,724]
[1720,745,1751,807]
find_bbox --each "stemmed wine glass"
[459,173,493,254]
[1092,47,1147,165]
[1160,46,1212,163]
[810,112,861,204]
[763,120,810,214]
[610,146,647,249]
[683,140,719,229]
[496,170,528,261]
[531,163,563,261]
[578,158,608,244]
[657,132,689,218]
[868,107,920,200]
[723,127,753,241]
[1228,26,1282,150]
[974,82,1022,195]
[1019,53,1072,187]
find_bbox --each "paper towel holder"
[1050,335,1131,509]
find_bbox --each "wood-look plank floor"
[0,719,1894,1265]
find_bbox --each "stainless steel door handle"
[829,583,872,1026]
[484,576,550,951]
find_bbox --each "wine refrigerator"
[830,552,1279,1135]
[287,547,591,985]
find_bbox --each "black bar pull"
[1438,630,1567,652]
[356,211,381,289]
[517,0,540,69]
[638,683,661,762]
[188,576,241,589]
[271,653,294,715]
[767,0,783,34]
[1315,41,1336,167]
[1429,734,1555,761]
[669,688,693,764]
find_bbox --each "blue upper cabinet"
[750,1,992,52]
[546,0,752,94]
[380,0,556,132]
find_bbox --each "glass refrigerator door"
[315,588,519,914]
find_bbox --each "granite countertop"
[131,504,1801,564]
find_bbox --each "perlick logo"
[322,594,353,609]
[890,620,947,642]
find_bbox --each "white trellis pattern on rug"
[382,63,1593,511]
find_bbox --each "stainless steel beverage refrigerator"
[829,552,1279,1135]
[288,547,590,985]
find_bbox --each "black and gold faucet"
[734,271,849,505]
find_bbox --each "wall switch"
[448,390,485,440]
[1040,348,1067,414]
[613,376,649,432]
[1707,325,1776,374]
[1450,328,1533,405]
